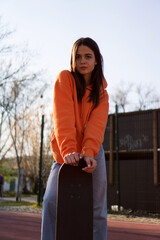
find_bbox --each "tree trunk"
[16,164,21,201]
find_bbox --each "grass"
[31,202,42,209]
[0,195,42,209]
[3,191,16,197]
[3,192,37,198]
[0,201,34,207]
[0,200,43,210]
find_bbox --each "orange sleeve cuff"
[81,149,95,159]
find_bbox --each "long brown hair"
[70,37,104,107]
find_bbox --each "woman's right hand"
[64,152,80,166]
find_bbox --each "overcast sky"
[1,0,160,112]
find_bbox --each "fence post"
[37,114,44,206]
[115,104,121,210]
[153,111,158,186]
[109,115,114,185]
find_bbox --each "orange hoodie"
[51,70,109,164]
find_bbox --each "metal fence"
[103,108,160,213]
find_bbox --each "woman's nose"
[80,57,86,63]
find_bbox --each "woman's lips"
[80,66,87,70]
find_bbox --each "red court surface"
[0,211,41,240]
[0,211,160,240]
[107,220,160,240]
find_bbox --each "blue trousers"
[41,145,107,240]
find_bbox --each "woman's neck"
[84,74,91,86]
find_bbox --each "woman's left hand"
[81,156,97,173]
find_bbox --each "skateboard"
[56,158,93,240]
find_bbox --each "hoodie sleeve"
[81,85,109,158]
[53,70,77,158]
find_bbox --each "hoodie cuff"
[81,149,95,159]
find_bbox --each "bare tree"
[111,81,133,112]
[0,18,33,160]
[23,110,53,194]
[0,18,48,201]
[6,76,47,201]
[0,85,14,160]
[135,84,159,110]
[0,20,15,160]
[23,110,41,193]
[0,17,13,55]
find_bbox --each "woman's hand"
[64,152,80,166]
[81,156,97,173]
[64,153,97,173]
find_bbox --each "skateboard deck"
[56,159,93,240]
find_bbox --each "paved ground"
[0,211,41,240]
[108,220,160,240]
[0,210,160,240]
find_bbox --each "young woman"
[41,37,109,240]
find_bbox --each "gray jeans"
[41,145,107,240]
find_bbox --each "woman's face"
[75,45,97,84]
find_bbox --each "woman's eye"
[76,55,80,59]
[86,55,91,59]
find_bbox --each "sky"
[1,0,160,112]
